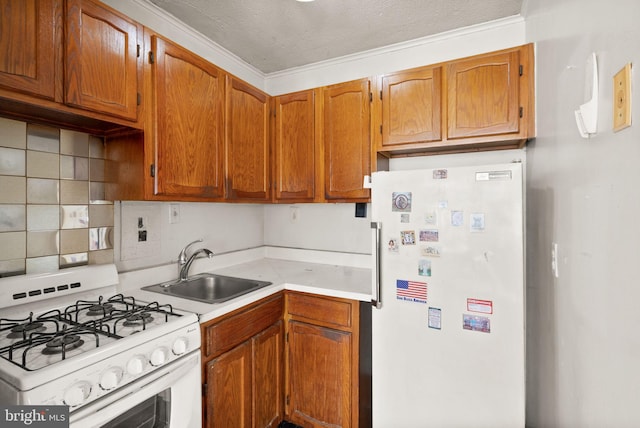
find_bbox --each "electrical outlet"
[613,63,632,132]
[290,206,299,223]
[170,203,180,224]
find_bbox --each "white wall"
[114,202,264,272]
[264,204,371,254]
[524,0,640,426]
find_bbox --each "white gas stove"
[0,264,201,428]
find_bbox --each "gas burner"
[86,303,114,317]
[7,322,46,339]
[42,335,84,355]
[123,312,153,327]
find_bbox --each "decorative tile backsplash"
[0,117,114,277]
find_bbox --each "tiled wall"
[0,117,114,277]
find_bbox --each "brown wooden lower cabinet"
[200,291,370,428]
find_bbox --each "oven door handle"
[70,351,201,428]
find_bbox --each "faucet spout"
[179,248,214,280]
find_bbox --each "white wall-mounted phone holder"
[575,52,598,138]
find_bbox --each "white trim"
[101,0,266,89]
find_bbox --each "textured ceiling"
[148,0,523,74]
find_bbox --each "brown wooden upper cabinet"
[0,0,60,101]
[447,47,524,139]
[375,43,534,155]
[272,90,316,202]
[321,79,371,202]
[64,0,142,121]
[381,66,442,147]
[149,34,226,199]
[226,76,271,202]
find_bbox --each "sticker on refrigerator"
[424,210,437,225]
[451,210,464,227]
[401,230,416,245]
[421,246,441,257]
[396,279,427,303]
[433,169,448,179]
[392,192,412,212]
[467,298,493,314]
[438,200,448,209]
[400,213,411,223]
[470,213,485,232]
[463,314,491,333]
[419,230,439,242]
[428,307,442,330]
[418,259,431,277]
[475,170,512,181]
[387,238,399,253]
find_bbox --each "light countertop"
[119,248,372,323]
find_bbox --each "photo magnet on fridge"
[387,238,399,253]
[418,259,432,277]
[428,307,442,330]
[419,229,439,242]
[400,213,410,223]
[451,210,464,227]
[392,192,412,212]
[470,213,485,232]
[421,246,441,257]
[401,230,416,245]
[462,314,491,333]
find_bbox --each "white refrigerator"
[370,163,525,428]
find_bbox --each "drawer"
[203,293,283,358]
[286,292,353,329]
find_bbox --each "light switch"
[613,63,632,132]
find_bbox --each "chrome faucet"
[177,239,214,281]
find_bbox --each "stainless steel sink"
[142,273,272,304]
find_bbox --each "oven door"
[70,351,201,428]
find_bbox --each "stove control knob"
[172,337,188,355]
[63,381,92,407]
[100,368,123,391]
[150,347,169,366]
[127,355,147,375]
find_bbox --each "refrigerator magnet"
[400,213,410,223]
[428,307,442,329]
[388,238,399,253]
[424,210,437,225]
[396,279,427,303]
[421,246,441,257]
[470,213,485,232]
[451,210,464,227]
[462,314,491,333]
[418,259,432,277]
[400,230,416,245]
[467,298,493,314]
[419,229,439,242]
[392,192,412,212]
[433,169,448,179]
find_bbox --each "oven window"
[101,389,171,428]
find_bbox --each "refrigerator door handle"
[371,221,382,309]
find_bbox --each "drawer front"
[203,293,283,358]
[287,292,353,329]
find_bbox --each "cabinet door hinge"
[380,90,383,100]
[150,164,155,177]
[137,44,141,58]
[149,51,155,64]
[380,124,383,134]
[519,106,524,118]
[202,383,207,396]
[286,395,290,405]
[137,93,141,106]
[369,92,373,103]
[519,65,523,76]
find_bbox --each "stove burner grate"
[122,312,154,327]
[7,322,46,339]
[86,303,115,317]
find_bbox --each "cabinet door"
[381,66,442,146]
[0,0,59,100]
[273,90,315,202]
[447,50,520,139]
[253,322,284,428]
[65,0,141,121]
[226,77,270,201]
[322,79,370,201]
[287,321,352,428]
[206,340,252,428]
[151,35,226,199]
